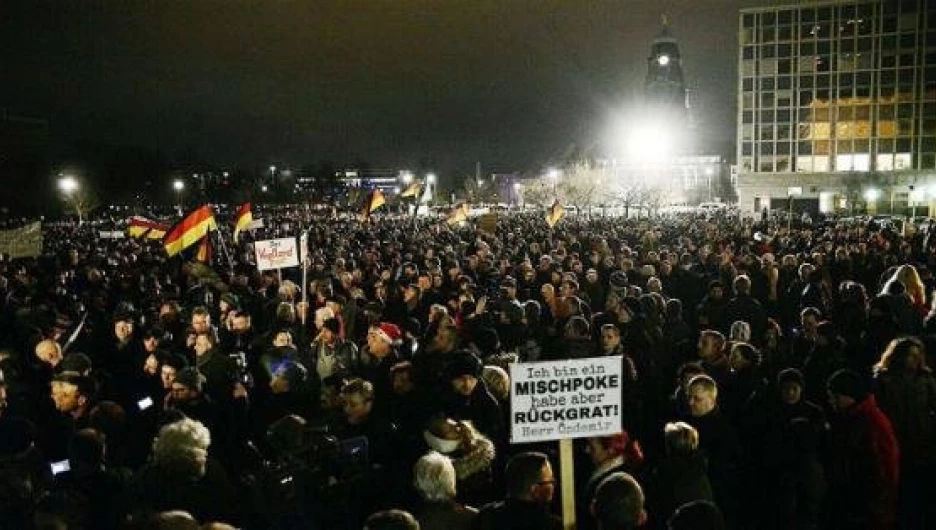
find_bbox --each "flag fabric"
[233,202,253,243]
[358,189,386,221]
[400,181,423,199]
[0,221,43,259]
[195,235,212,263]
[127,216,169,240]
[164,204,217,257]
[546,200,566,228]
[446,203,470,226]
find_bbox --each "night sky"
[1,0,776,178]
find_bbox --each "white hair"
[414,451,457,501]
[152,418,211,479]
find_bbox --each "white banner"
[254,237,299,271]
[509,356,623,444]
[0,222,43,259]
[98,231,125,239]
[246,219,265,230]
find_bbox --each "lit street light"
[173,179,185,215]
[58,175,78,194]
[57,175,84,224]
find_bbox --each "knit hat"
[323,317,341,334]
[173,367,204,392]
[777,368,805,388]
[373,322,402,346]
[220,292,240,309]
[59,352,93,375]
[445,351,483,380]
[827,369,869,401]
[609,271,629,292]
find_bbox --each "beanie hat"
[446,351,483,380]
[220,292,240,309]
[471,327,501,356]
[160,352,189,372]
[174,367,204,392]
[777,368,805,388]
[374,322,402,346]
[59,352,93,375]
[323,317,341,334]
[609,271,629,292]
[827,369,869,401]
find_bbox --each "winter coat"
[873,370,936,465]
[646,452,714,525]
[826,395,900,530]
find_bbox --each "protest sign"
[254,237,299,271]
[98,231,125,239]
[0,222,43,258]
[509,356,623,444]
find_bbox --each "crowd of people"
[1,206,935,530]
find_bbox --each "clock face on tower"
[657,54,670,66]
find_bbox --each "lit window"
[814,156,830,172]
[877,154,894,171]
[836,154,854,172]
[895,153,912,170]
[853,154,870,171]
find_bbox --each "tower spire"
[662,14,669,28]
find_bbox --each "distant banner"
[254,237,299,271]
[99,231,125,239]
[509,356,623,444]
[478,213,498,234]
[246,219,265,230]
[0,222,43,259]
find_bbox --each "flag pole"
[300,229,309,326]
[214,225,235,272]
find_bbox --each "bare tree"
[61,188,100,225]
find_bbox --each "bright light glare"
[58,176,78,193]
[426,173,436,184]
[626,122,673,165]
[401,171,413,185]
[261,185,268,192]
[173,180,185,191]
[547,168,561,181]
[658,55,670,66]
[864,188,881,202]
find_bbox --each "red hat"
[374,322,402,346]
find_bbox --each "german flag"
[164,204,217,257]
[446,203,470,226]
[400,181,423,199]
[233,202,253,243]
[127,216,170,240]
[546,199,565,228]
[358,189,386,221]
[195,235,212,263]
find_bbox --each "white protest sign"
[510,356,623,444]
[98,231,125,239]
[254,237,299,271]
[247,218,265,230]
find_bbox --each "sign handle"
[560,438,576,530]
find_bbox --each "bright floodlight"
[547,168,561,181]
[261,185,268,192]
[426,173,437,184]
[658,54,670,66]
[173,179,185,191]
[269,166,276,173]
[864,188,881,202]
[513,182,521,192]
[393,186,401,194]
[401,171,413,185]
[626,121,673,165]
[58,176,78,194]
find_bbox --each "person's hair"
[505,452,549,500]
[687,374,718,399]
[733,274,751,295]
[413,451,457,501]
[699,330,725,349]
[481,365,510,401]
[68,428,105,469]
[875,336,930,375]
[152,418,211,479]
[191,306,210,320]
[53,373,96,402]
[601,323,621,337]
[667,500,726,530]
[594,431,644,467]
[891,264,925,305]
[195,332,216,347]
[800,306,822,320]
[276,302,296,324]
[565,315,590,338]
[341,377,374,402]
[363,509,420,530]
[592,472,645,530]
[664,422,699,455]
[729,342,761,367]
[729,321,751,343]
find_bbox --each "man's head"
[600,324,621,353]
[341,377,374,425]
[800,307,821,336]
[446,352,482,397]
[732,274,751,296]
[664,422,699,456]
[591,472,646,530]
[697,331,725,362]
[190,307,211,334]
[413,451,457,502]
[505,452,555,504]
[231,310,251,334]
[51,374,94,417]
[160,352,189,390]
[367,323,400,357]
[35,339,64,368]
[321,317,341,344]
[193,333,215,357]
[113,317,134,343]
[777,368,804,405]
[686,375,718,417]
[827,369,868,411]
[363,510,420,530]
[170,367,204,403]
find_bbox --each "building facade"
[737,0,936,215]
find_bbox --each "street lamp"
[58,175,78,194]
[173,179,185,214]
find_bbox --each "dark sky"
[1,0,776,177]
